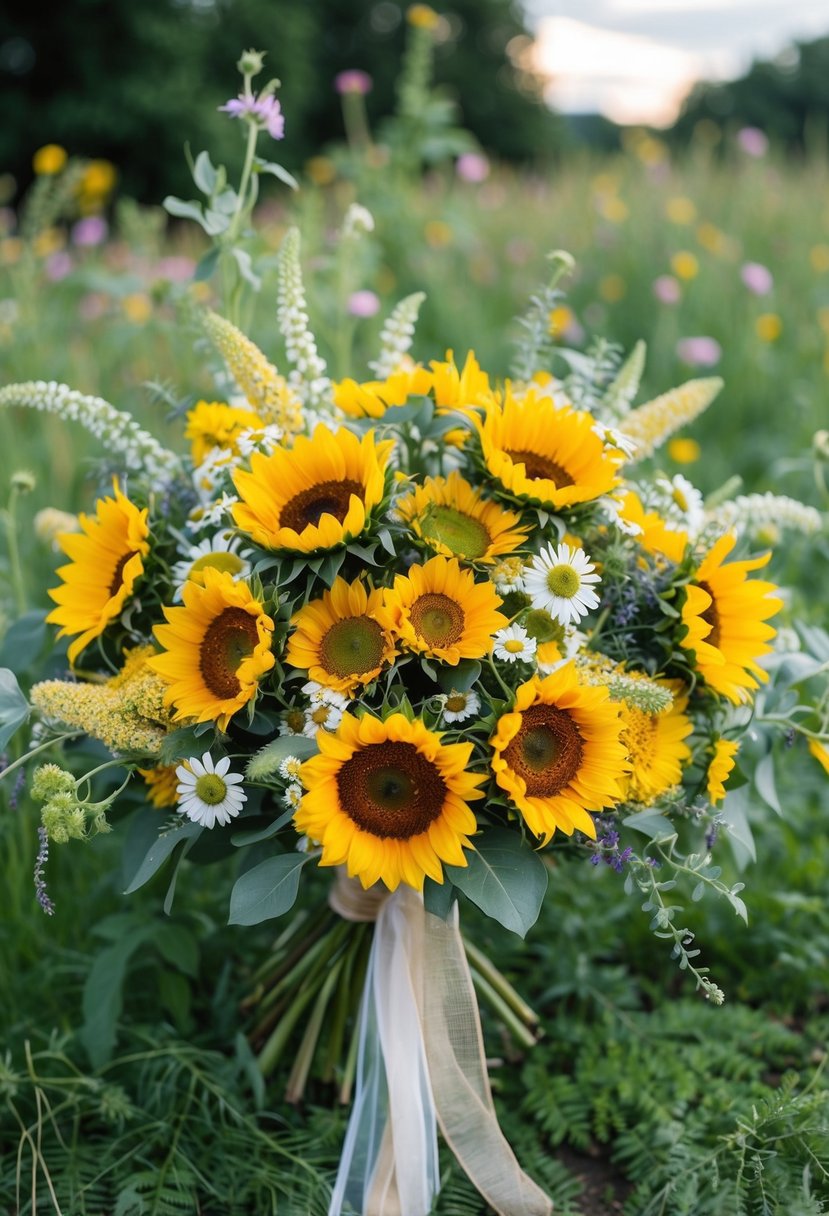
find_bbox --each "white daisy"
[654,474,705,536]
[278,708,311,737]
[171,532,252,600]
[188,492,239,532]
[302,680,350,713]
[282,781,303,811]
[278,755,304,781]
[592,422,640,460]
[492,624,537,663]
[303,700,345,736]
[175,752,246,829]
[236,423,284,457]
[440,688,481,723]
[524,542,601,626]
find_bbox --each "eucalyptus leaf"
[163,196,204,223]
[0,668,30,750]
[228,852,310,925]
[254,158,299,190]
[623,808,676,841]
[754,753,782,815]
[436,660,481,694]
[446,828,547,938]
[192,150,218,195]
[124,820,202,894]
[424,877,456,920]
[194,247,220,282]
[0,611,47,674]
[231,806,295,847]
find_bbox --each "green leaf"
[163,195,204,223]
[754,753,782,815]
[623,808,676,841]
[0,610,47,674]
[192,149,218,195]
[194,247,220,282]
[230,806,294,847]
[231,247,262,290]
[0,667,30,750]
[202,208,231,236]
[254,158,299,190]
[123,820,202,894]
[446,828,547,938]
[228,852,311,925]
[424,876,456,920]
[436,660,481,694]
[721,786,757,869]
[80,927,154,1067]
[159,725,215,766]
[154,923,199,977]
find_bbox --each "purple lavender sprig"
[34,826,55,916]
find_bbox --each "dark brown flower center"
[502,703,584,797]
[109,551,137,597]
[319,616,386,679]
[279,478,364,532]
[409,593,464,648]
[698,581,721,649]
[504,448,574,488]
[199,607,260,699]
[336,740,447,839]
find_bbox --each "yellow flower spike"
[679,534,783,705]
[46,481,149,665]
[202,310,302,433]
[490,663,629,842]
[232,424,393,554]
[619,378,723,460]
[297,711,485,892]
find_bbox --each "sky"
[521,0,829,125]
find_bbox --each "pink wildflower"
[335,69,373,96]
[652,275,681,305]
[676,336,722,368]
[220,93,285,140]
[347,290,381,318]
[740,262,773,295]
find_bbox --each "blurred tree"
[0,0,558,203]
[672,35,829,152]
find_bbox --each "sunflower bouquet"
[3,57,829,1216]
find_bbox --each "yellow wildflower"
[670,251,699,281]
[755,313,782,343]
[202,310,302,433]
[667,437,701,465]
[33,145,68,176]
[619,378,722,460]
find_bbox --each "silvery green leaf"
[228,853,310,925]
[446,828,547,938]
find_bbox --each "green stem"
[285,953,346,1103]
[3,488,28,615]
[0,733,82,782]
[463,937,538,1028]
[470,966,538,1051]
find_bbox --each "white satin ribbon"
[328,881,553,1216]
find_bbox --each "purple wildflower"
[347,289,381,318]
[34,826,55,916]
[455,152,490,183]
[652,274,681,305]
[335,69,373,96]
[220,93,285,140]
[71,216,108,247]
[737,126,768,158]
[676,336,722,368]
[740,262,773,296]
[8,768,26,810]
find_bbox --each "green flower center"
[194,773,228,805]
[421,506,491,560]
[319,616,386,679]
[524,610,564,645]
[410,592,464,649]
[546,563,580,598]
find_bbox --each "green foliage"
[447,827,548,938]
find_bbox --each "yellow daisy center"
[504,448,574,488]
[504,639,525,654]
[194,773,228,804]
[421,505,491,560]
[546,564,580,598]
[336,741,447,839]
[698,581,721,648]
[503,704,584,796]
[190,552,245,580]
[280,478,363,532]
[319,617,386,680]
[199,607,260,699]
[409,593,465,648]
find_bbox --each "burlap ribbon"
[328,874,553,1216]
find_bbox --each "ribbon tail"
[421,902,554,1216]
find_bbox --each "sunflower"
[333,365,433,420]
[46,481,150,664]
[184,399,263,465]
[137,764,180,809]
[395,471,529,564]
[296,711,485,890]
[232,423,393,553]
[619,688,693,805]
[680,534,782,704]
[429,350,494,414]
[378,555,507,665]
[149,568,274,731]
[490,662,628,841]
[706,739,739,803]
[617,490,688,563]
[284,578,397,694]
[476,387,622,509]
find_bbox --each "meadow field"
[1,131,828,1215]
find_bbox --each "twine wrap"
[329,874,553,1216]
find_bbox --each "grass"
[1,139,828,1213]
